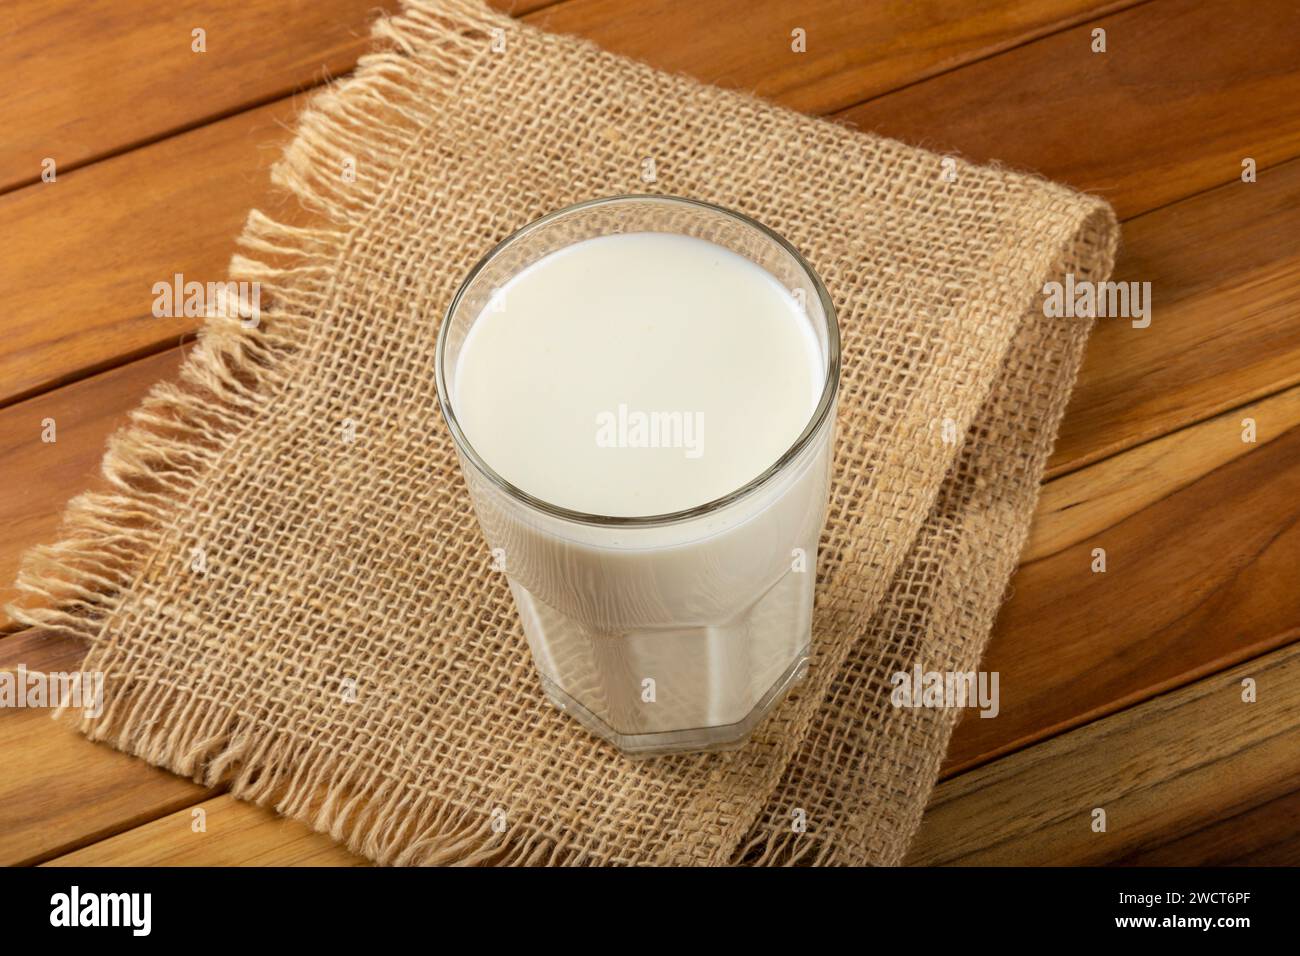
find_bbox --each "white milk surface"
[453,232,822,517]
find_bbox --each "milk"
[455,233,822,515]
[445,226,837,753]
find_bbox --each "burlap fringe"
[6,0,588,866]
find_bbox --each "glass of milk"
[436,195,839,755]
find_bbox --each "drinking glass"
[436,195,840,755]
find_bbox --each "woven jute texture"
[13,0,1118,865]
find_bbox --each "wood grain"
[531,0,1136,116]
[841,0,1300,221]
[0,628,209,866]
[0,0,561,194]
[1,0,400,192]
[1047,157,1300,477]
[945,384,1300,775]
[0,349,189,626]
[0,103,293,407]
[1027,385,1300,564]
[2,0,1129,196]
[909,643,1300,865]
[44,794,365,867]
[1111,788,1300,866]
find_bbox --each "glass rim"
[434,193,841,528]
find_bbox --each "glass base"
[538,648,810,756]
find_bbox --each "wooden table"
[2,0,1298,867]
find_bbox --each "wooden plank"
[1047,157,1300,478]
[530,0,1136,116]
[944,384,1300,776]
[0,0,560,194]
[0,349,189,626]
[908,642,1300,865]
[1110,788,1300,866]
[44,794,366,867]
[2,0,1127,195]
[1,0,400,192]
[0,627,210,866]
[0,102,292,407]
[840,0,1300,221]
[1027,385,1300,564]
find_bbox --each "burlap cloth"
[13,0,1117,865]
